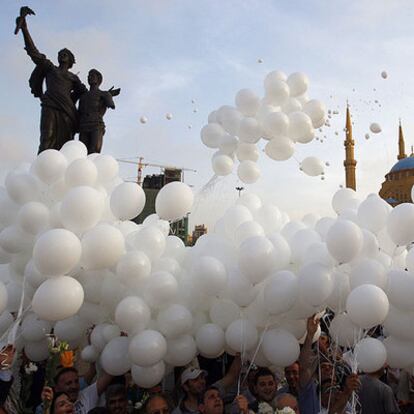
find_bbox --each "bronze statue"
[15,7,86,154]
[78,69,120,154]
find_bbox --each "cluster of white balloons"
[200,70,326,183]
[2,145,414,385]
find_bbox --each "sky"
[2,0,414,229]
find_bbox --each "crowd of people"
[0,316,412,414]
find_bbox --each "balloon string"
[240,319,270,388]
[237,312,246,395]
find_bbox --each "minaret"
[398,119,407,160]
[344,103,357,190]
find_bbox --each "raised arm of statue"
[15,7,47,65]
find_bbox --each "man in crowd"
[105,384,128,414]
[173,355,241,414]
[40,366,113,414]
[248,367,278,412]
[145,394,171,414]
[199,387,249,414]
[358,366,400,414]
[279,363,300,396]
[173,367,207,414]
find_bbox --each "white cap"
[181,367,207,385]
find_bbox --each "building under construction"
[134,168,190,243]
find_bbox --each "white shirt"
[74,382,99,414]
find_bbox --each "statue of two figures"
[15,6,120,154]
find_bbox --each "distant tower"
[344,103,357,190]
[398,119,407,160]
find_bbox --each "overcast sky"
[2,1,414,228]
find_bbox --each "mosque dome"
[379,123,414,206]
[390,156,414,173]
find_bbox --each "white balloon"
[282,98,302,114]
[18,202,49,235]
[290,228,321,263]
[32,276,84,321]
[236,143,259,162]
[212,154,234,176]
[349,258,386,290]
[267,232,291,269]
[196,324,225,357]
[164,334,197,366]
[81,224,125,270]
[81,345,99,363]
[157,304,193,339]
[263,112,289,138]
[326,220,363,263]
[101,336,131,375]
[201,123,226,148]
[115,296,150,334]
[264,271,298,315]
[237,193,262,213]
[329,313,360,348]
[387,203,414,246]
[227,269,256,307]
[110,182,146,220]
[65,158,97,188]
[117,251,151,290]
[264,77,290,106]
[300,157,324,176]
[234,221,264,246]
[346,284,389,329]
[24,339,50,362]
[60,141,88,163]
[238,117,262,144]
[225,319,258,352]
[235,89,261,116]
[237,161,261,184]
[21,314,52,342]
[303,100,326,127]
[326,269,351,313]
[370,123,382,134]
[287,72,309,97]
[332,188,358,214]
[131,226,166,261]
[33,229,81,276]
[94,154,119,183]
[217,106,242,136]
[387,270,414,311]
[32,149,68,185]
[192,256,227,296]
[0,225,33,254]
[145,271,178,308]
[239,236,275,284]
[60,186,104,233]
[0,282,7,314]
[265,137,295,161]
[131,360,166,388]
[219,134,238,155]
[355,337,387,373]
[129,329,167,367]
[298,262,333,306]
[288,112,314,143]
[55,316,87,344]
[383,336,414,368]
[357,195,389,233]
[209,299,240,329]
[5,171,40,205]
[263,329,300,367]
[155,182,193,221]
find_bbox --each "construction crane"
[117,156,197,186]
